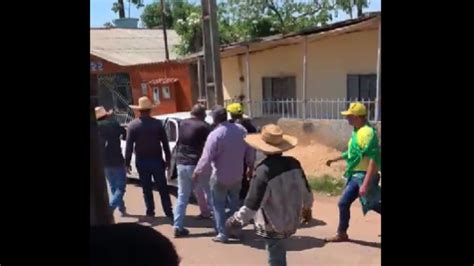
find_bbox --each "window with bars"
[262,76,297,116]
[347,74,377,120]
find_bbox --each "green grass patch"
[308,175,346,196]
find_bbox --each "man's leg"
[326,179,360,242]
[104,167,118,212]
[265,238,287,266]
[371,174,381,214]
[105,167,127,213]
[136,160,155,216]
[372,202,381,214]
[228,181,242,216]
[114,166,127,214]
[173,165,194,235]
[151,160,173,219]
[239,164,250,205]
[210,179,228,242]
[193,174,212,218]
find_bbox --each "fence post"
[302,36,308,120]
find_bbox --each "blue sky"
[90,0,381,28]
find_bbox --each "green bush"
[308,175,346,196]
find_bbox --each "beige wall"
[221,29,378,101]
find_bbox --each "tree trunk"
[90,75,114,226]
[118,0,125,19]
[356,0,363,17]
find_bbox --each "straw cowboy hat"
[95,106,113,120]
[245,124,298,154]
[130,96,157,110]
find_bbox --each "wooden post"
[375,20,381,121]
[201,0,214,108]
[90,75,114,226]
[201,0,223,107]
[160,0,169,61]
[302,36,308,120]
[245,46,252,117]
[208,0,223,106]
[197,58,203,100]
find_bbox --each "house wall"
[221,29,378,102]
[90,55,194,116]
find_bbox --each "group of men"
[95,97,381,266]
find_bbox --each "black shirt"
[125,116,171,166]
[230,118,257,134]
[176,117,210,165]
[97,118,126,167]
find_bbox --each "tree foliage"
[140,0,371,55]
[334,0,370,19]
[112,0,145,18]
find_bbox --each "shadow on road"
[183,217,215,228]
[124,213,215,229]
[240,230,326,251]
[124,214,172,227]
[182,231,216,238]
[127,179,199,204]
[349,239,381,249]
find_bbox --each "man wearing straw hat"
[325,102,381,242]
[95,106,128,216]
[226,124,313,266]
[125,96,174,221]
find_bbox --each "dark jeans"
[239,163,251,204]
[136,158,173,217]
[239,175,250,201]
[337,177,381,234]
[266,238,287,266]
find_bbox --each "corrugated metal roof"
[90,28,181,66]
[183,12,380,60]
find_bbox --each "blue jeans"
[210,177,241,239]
[136,158,173,217]
[104,166,127,213]
[338,177,381,233]
[173,165,196,230]
[266,238,287,266]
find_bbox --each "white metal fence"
[224,98,378,121]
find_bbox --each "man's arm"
[244,144,256,179]
[124,124,136,169]
[193,133,219,179]
[120,125,127,141]
[300,168,314,209]
[232,166,268,225]
[359,159,378,196]
[357,127,377,196]
[158,122,171,164]
[326,155,344,167]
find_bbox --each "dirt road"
[114,183,381,266]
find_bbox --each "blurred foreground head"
[90,223,180,266]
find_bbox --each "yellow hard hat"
[341,102,367,116]
[226,103,243,115]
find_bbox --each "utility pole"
[201,0,223,107]
[160,0,170,60]
[90,76,114,226]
